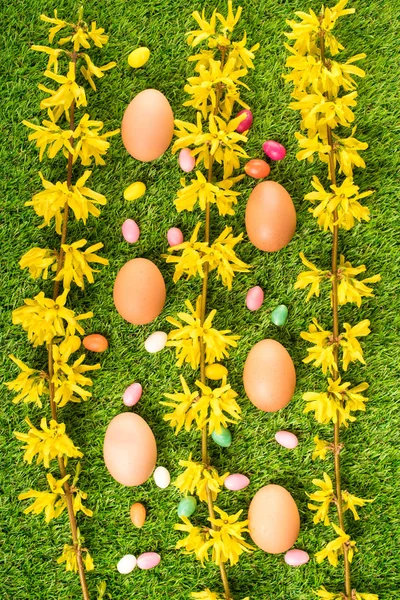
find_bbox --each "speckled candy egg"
[245,181,296,252]
[121,89,174,162]
[103,413,157,486]
[113,258,166,325]
[249,484,300,553]
[243,339,296,412]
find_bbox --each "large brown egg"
[121,89,174,161]
[249,484,300,553]
[113,258,166,325]
[104,413,157,486]
[245,181,296,251]
[243,339,296,412]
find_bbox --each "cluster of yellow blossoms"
[161,4,256,599]
[285,2,378,599]
[6,10,117,581]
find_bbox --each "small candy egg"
[236,109,253,133]
[271,304,288,326]
[137,552,161,570]
[117,554,137,574]
[128,47,150,69]
[153,466,170,489]
[246,286,264,311]
[178,148,195,173]
[124,181,146,202]
[284,549,310,566]
[275,431,298,449]
[178,496,197,518]
[130,502,146,528]
[167,227,184,247]
[123,383,142,407]
[205,363,228,380]
[83,334,108,352]
[122,219,140,243]
[263,140,287,161]
[212,427,232,448]
[224,474,250,491]
[244,159,270,179]
[144,331,168,353]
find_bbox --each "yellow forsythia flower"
[206,506,253,565]
[166,296,240,369]
[301,318,337,374]
[191,591,220,600]
[175,517,209,564]
[195,380,241,434]
[40,11,70,44]
[162,375,201,434]
[14,417,83,468]
[336,255,380,307]
[80,54,116,91]
[312,436,331,461]
[315,587,343,600]
[5,355,49,407]
[315,522,357,567]
[307,472,334,525]
[303,377,368,426]
[294,252,328,300]
[342,490,373,520]
[18,473,69,522]
[57,544,94,572]
[73,113,119,165]
[174,455,227,502]
[39,62,87,122]
[23,109,74,161]
[340,319,370,370]
[19,247,57,279]
[55,239,108,289]
[31,45,63,73]
[12,290,93,347]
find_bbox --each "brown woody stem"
[47,50,90,600]
[320,30,352,600]
[198,47,232,600]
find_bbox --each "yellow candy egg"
[205,363,228,380]
[124,181,146,202]
[128,47,150,69]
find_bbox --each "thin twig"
[320,30,352,600]
[47,50,90,600]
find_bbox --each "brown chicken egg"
[249,484,300,553]
[113,258,166,325]
[243,339,296,412]
[104,413,157,486]
[245,181,296,251]
[121,89,174,161]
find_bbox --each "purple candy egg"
[284,549,309,567]
[263,140,287,161]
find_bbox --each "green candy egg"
[271,304,288,326]
[212,427,232,447]
[178,496,197,518]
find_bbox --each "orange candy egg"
[83,334,108,352]
[244,159,270,179]
[130,502,147,528]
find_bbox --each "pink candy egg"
[167,227,184,247]
[275,431,298,449]
[284,549,309,566]
[224,474,250,491]
[137,552,161,570]
[178,148,195,172]
[246,286,264,311]
[262,140,286,161]
[122,219,140,243]
[123,383,142,407]
[236,109,253,133]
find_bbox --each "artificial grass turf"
[1,0,399,598]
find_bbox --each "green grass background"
[1,0,399,598]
